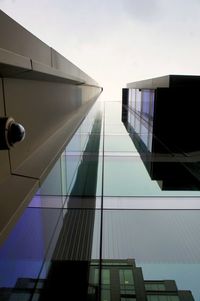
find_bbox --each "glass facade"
[0,98,198,300]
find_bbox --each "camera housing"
[0,117,25,150]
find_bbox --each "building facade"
[0,12,199,301]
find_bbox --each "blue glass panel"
[0,207,61,288]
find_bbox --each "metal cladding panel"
[127,75,200,89]
[0,48,32,77]
[0,10,51,67]
[30,59,84,84]
[0,79,10,182]
[4,78,101,180]
[51,49,99,86]
[0,79,4,114]
[127,76,170,89]
[51,49,82,81]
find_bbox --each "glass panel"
[89,267,99,285]
[65,133,88,153]
[102,196,200,210]
[104,135,138,152]
[147,296,179,301]
[37,158,63,196]
[103,209,199,300]
[29,195,66,208]
[9,292,32,301]
[0,207,61,289]
[135,89,142,114]
[101,289,110,301]
[66,153,102,197]
[170,297,180,301]
[105,102,122,124]
[64,196,101,209]
[124,270,134,285]
[145,283,165,291]
[2,98,200,301]
[105,124,128,135]
[0,100,103,301]
[102,269,110,285]
[32,208,101,300]
[104,156,200,197]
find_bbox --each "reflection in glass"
[0,100,103,301]
[103,209,199,300]
[0,99,199,301]
[0,207,62,294]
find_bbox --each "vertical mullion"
[99,101,105,301]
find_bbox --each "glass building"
[0,11,199,301]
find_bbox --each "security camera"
[0,117,25,150]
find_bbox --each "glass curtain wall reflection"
[1,98,200,300]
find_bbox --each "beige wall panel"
[0,79,10,182]
[0,175,38,245]
[0,10,51,66]
[3,78,101,179]
[0,48,32,78]
[0,79,4,115]
[14,96,97,181]
[51,49,81,80]
[51,49,99,86]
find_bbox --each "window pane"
[102,269,110,285]
[145,283,165,291]
[101,289,110,301]
[124,270,134,285]
[147,296,179,301]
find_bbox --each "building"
[122,75,200,190]
[0,11,199,301]
[0,9,102,244]
[89,259,194,301]
[0,259,194,301]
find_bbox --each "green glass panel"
[157,284,165,291]
[9,293,31,301]
[105,124,128,134]
[94,268,99,285]
[39,158,62,196]
[120,297,136,301]
[124,269,134,285]
[102,262,129,266]
[147,296,156,301]
[61,152,67,195]
[119,270,124,284]
[147,296,179,301]
[126,285,135,295]
[102,269,110,285]
[101,289,110,301]
[67,113,102,197]
[170,297,179,301]
[145,283,165,291]
[104,156,200,197]
[104,135,137,152]
[89,267,98,284]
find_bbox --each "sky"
[1,0,200,100]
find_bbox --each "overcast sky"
[1,0,200,100]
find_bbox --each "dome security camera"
[0,117,25,150]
